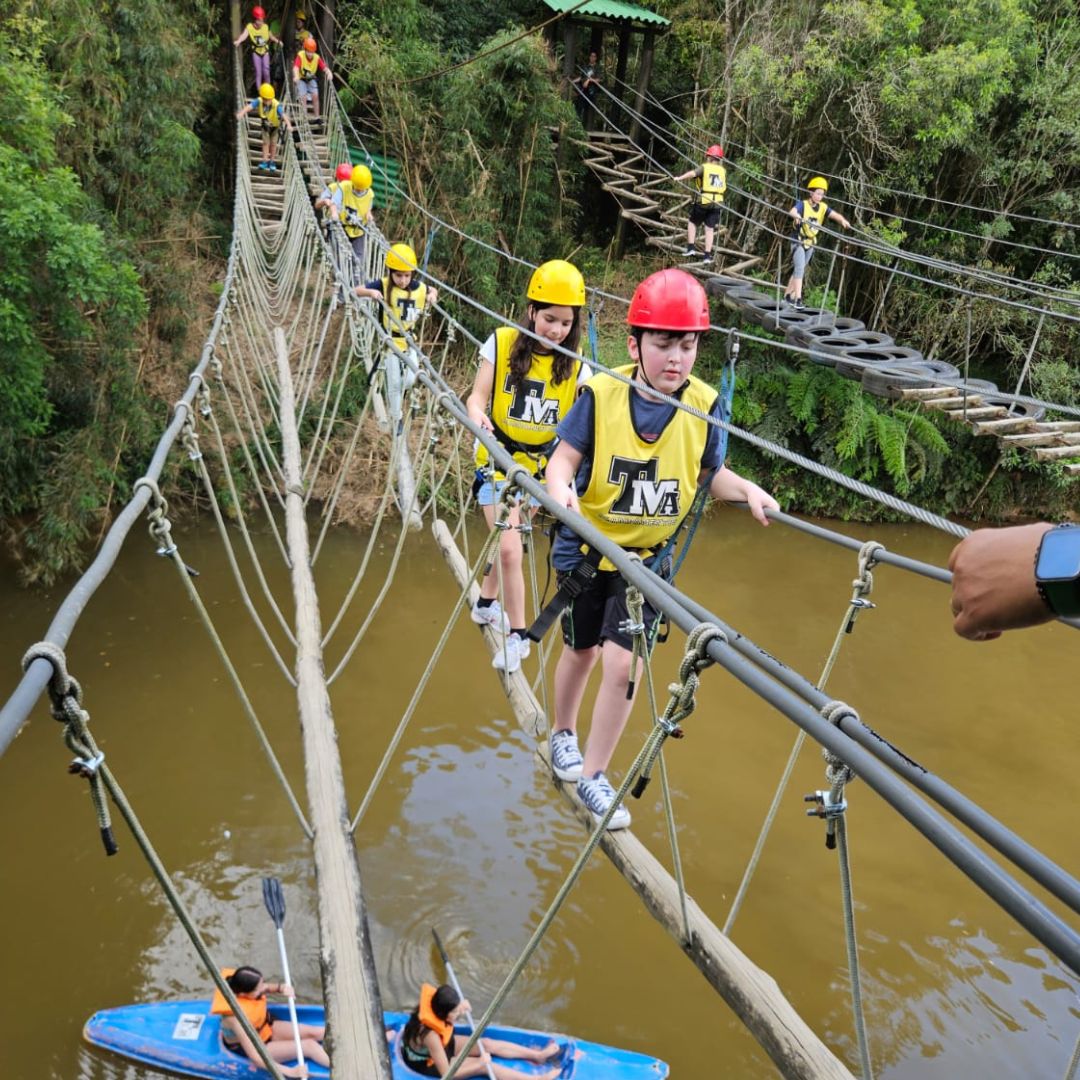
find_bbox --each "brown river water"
[1,508,1077,1079]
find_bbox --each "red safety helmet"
[335,163,352,182]
[706,144,723,158]
[626,269,710,331]
[252,6,265,19]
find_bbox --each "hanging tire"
[786,318,858,346]
[833,347,908,380]
[829,330,897,350]
[742,297,790,327]
[704,275,749,297]
[859,365,946,399]
[762,307,835,334]
[981,396,1046,422]
[722,285,777,313]
[838,345,926,379]
[829,316,867,335]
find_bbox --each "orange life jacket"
[210,968,274,1043]
[417,983,454,1064]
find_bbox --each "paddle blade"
[431,927,449,966]
[262,876,287,928]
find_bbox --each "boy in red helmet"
[234,7,281,95]
[674,145,726,263]
[543,268,777,829]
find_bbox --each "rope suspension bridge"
[3,27,1080,1080]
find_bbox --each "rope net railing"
[2,40,1080,1080]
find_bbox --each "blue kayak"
[83,1000,669,1079]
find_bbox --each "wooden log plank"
[971,417,1036,435]
[942,405,1008,420]
[1033,445,1080,461]
[433,518,855,1080]
[999,432,1080,447]
[274,329,391,1079]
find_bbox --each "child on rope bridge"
[322,164,376,285]
[236,84,293,173]
[353,242,439,428]
[292,38,332,123]
[673,144,727,264]
[233,6,281,95]
[784,176,850,308]
[542,268,778,830]
[465,260,592,675]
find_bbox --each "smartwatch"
[1035,524,1080,618]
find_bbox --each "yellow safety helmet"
[258,83,275,100]
[296,9,306,18]
[351,164,372,190]
[385,243,418,273]
[807,176,829,192]
[526,259,586,308]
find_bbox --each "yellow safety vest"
[381,276,427,349]
[297,51,320,78]
[257,97,282,128]
[697,162,727,205]
[577,364,716,556]
[796,200,829,248]
[247,22,271,55]
[339,182,373,238]
[475,326,581,479]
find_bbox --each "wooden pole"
[627,30,655,145]
[433,517,856,1080]
[275,328,391,1080]
[230,0,241,43]
[615,28,631,92]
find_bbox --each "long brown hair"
[506,303,581,391]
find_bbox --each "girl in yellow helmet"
[326,163,376,283]
[235,84,293,173]
[464,259,589,674]
[354,243,439,426]
[783,175,850,308]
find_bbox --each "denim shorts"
[297,78,318,97]
[474,472,537,509]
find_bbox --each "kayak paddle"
[262,876,306,1073]
[431,927,497,1080]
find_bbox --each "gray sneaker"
[471,599,510,632]
[550,730,584,782]
[577,771,631,830]
[492,632,530,674]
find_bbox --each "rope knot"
[819,699,859,785]
[853,540,885,598]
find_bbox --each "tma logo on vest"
[607,456,681,517]
[506,376,561,426]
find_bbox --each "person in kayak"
[210,966,328,1077]
[399,983,562,1078]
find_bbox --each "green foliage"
[0,0,223,583]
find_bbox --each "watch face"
[1038,527,1080,582]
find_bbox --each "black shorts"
[558,568,663,652]
[689,203,723,228]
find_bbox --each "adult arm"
[233,27,250,45]
[947,523,1054,640]
[707,466,778,525]
[827,207,851,229]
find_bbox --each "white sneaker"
[471,599,510,632]
[577,771,631,830]
[492,633,530,674]
[550,730,584,782]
